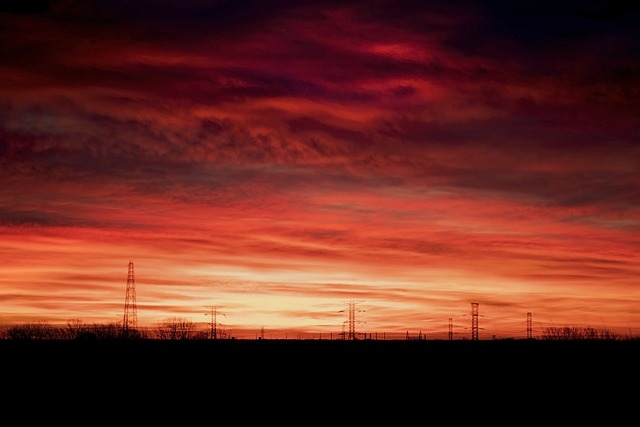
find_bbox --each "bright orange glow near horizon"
[1,1,639,340]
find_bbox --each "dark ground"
[3,338,638,421]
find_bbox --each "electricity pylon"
[205,305,225,339]
[471,302,479,340]
[339,300,365,340]
[122,259,138,336]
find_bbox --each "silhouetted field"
[3,338,638,417]
[4,338,639,378]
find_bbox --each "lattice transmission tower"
[339,300,365,340]
[204,305,225,339]
[526,312,533,339]
[123,259,138,335]
[470,302,479,340]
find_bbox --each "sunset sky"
[1,0,639,339]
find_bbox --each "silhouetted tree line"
[0,317,207,340]
[540,326,623,340]
[0,318,636,340]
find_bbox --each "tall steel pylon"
[448,317,454,341]
[339,300,364,340]
[526,312,533,339]
[205,305,225,339]
[470,302,479,340]
[123,259,138,335]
